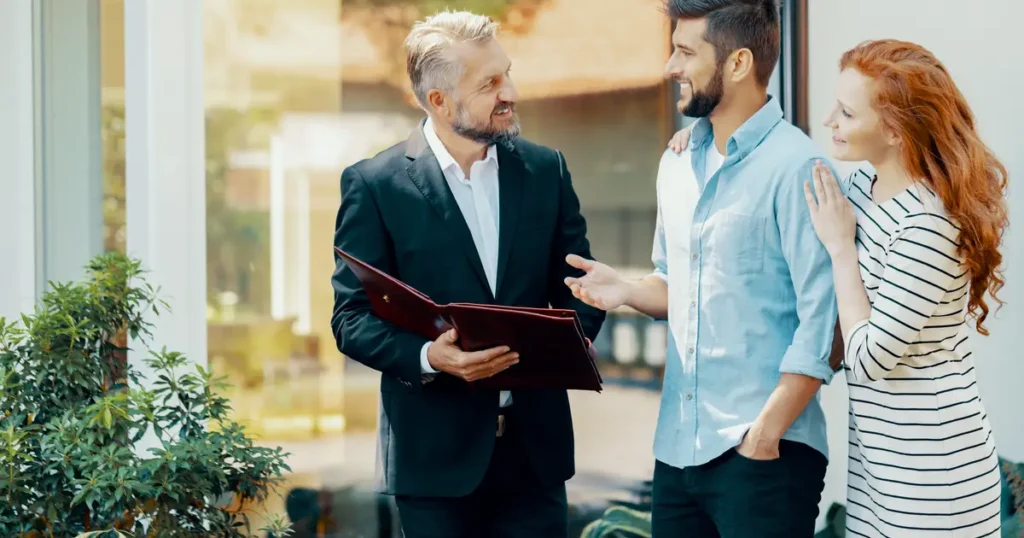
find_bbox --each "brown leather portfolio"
[335,247,603,392]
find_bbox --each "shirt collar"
[688,95,784,159]
[423,117,498,176]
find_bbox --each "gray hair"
[405,10,499,108]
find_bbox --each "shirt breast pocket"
[706,212,766,276]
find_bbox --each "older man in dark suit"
[330,9,605,538]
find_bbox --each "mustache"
[493,101,516,114]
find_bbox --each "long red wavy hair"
[840,39,1009,335]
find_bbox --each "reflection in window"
[204,0,676,533]
[101,0,125,253]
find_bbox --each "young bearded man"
[565,1,840,536]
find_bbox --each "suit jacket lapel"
[404,127,493,299]
[495,141,525,297]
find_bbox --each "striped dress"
[841,169,1002,537]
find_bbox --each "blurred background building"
[1,0,1020,535]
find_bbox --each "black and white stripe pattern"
[841,169,1001,537]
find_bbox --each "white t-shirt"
[650,141,724,378]
[705,143,725,181]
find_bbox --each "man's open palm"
[564,254,629,311]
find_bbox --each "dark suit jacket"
[330,124,606,498]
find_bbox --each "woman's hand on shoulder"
[668,125,693,154]
[804,160,857,258]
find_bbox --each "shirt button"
[686,393,693,401]
[688,346,695,354]
[691,253,697,260]
[690,300,696,307]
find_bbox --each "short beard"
[681,61,726,118]
[452,100,521,147]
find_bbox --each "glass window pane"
[204,0,348,530]
[204,1,791,533]
[36,0,106,285]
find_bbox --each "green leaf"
[71,488,88,507]
[2,249,293,532]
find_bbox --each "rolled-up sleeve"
[651,197,669,283]
[776,158,840,383]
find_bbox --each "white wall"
[0,0,108,320]
[809,0,1024,522]
[0,1,40,321]
[124,0,208,386]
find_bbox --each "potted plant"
[0,252,292,537]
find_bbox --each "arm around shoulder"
[331,165,430,388]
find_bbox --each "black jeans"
[652,440,827,538]
[395,408,568,538]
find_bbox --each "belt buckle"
[496,414,506,437]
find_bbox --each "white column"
[295,172,312,334]
[0,1,40,321]
[124,0,207,380]
[270,134,287,321]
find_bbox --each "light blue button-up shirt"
[651,97,839,469]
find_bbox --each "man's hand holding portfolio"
[427,328,519,382]
[335,246,602,391]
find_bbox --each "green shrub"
[0,252,291,537]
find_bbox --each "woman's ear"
[882,121,901,148]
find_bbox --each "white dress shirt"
[418,118,512,407]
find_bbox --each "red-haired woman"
[805,39,1007,536]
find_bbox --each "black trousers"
[652,439,827,538]
[394,408,568,538]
